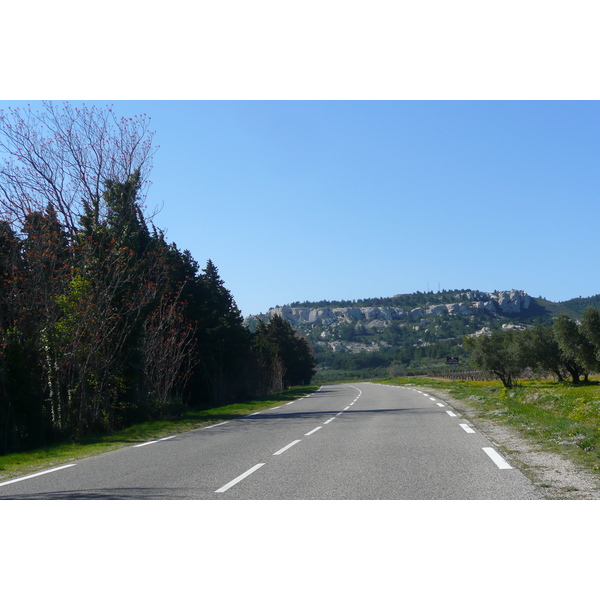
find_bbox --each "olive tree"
[553,314,596,383]
[463,328,527,388]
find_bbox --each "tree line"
[464,307,600,388]
[0,102,315,455]
[287,289,480,310]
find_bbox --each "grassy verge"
[0,385,318,482]
[378,376,600,475]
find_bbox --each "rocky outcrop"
[256,305,407,326]
[493,290,531,314]
[267,307,339,326]
[468,321,532,338]
[470,290,530,313]
[424,303,473,317]
[244,290,532,328]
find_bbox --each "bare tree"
[268,357,287,394]
[142,285,198,414]
[0,101,156,233]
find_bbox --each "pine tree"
[194,260,251,405]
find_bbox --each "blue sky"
[2,99,600,317]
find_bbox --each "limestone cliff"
[244,290,532,328]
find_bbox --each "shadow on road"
[241,407,433,420]
[0,487,194,500]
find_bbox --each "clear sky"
[1,99,600,317]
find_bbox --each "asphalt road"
[0,383,542,499]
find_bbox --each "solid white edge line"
[305,426,322,436]
[273,440,301,455]
[0,463,76,487]
[482,447,513,469]
[460,423,475,433]
[215,463,266,493]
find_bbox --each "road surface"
[0,382,541,499]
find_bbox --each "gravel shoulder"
[421,386,600,500]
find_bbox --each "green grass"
[0,385,318,482]
[378,376,600,474]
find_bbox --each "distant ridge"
[244,290,600,379]
[248,289,600,323]
[533,294,600,320]
[243,289,600,377]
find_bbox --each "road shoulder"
[421,386,600,500]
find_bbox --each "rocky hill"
[246,290,531,328]
[243,289,600,376]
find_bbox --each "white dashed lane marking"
[273,440,301,456]
[305,426,322,436]
[483,447,512,469]
[215,463,266,493]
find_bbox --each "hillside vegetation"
[247,290,600,381]
[533,295,600,320]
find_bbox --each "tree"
[553,314,595,383]
[580,306,600,364]
[463,329,526,388]
[21,207,71,434]
[0,220,28,452]
[518,325,566,381]
[142,285,198,415]
[0,101,156,233]
[34,172,166,434]
[138,238,200,412]
[0,101,267,453]
[252,315,316,394]
[193,260,252,405]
